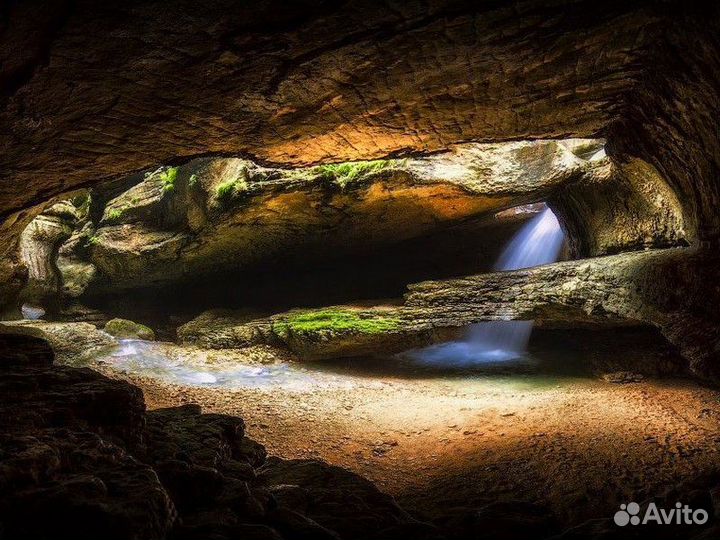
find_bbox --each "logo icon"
[614,502,641,526]
[613,502,709,527]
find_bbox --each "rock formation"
[60,140,603,295]
[0,331,430,540]
[2,2,717,233]
[3,138,687,310]
[178,248,719,381]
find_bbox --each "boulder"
[1,320,117,365]
[178,305,462,360]
[105,318,156,341]
[257,458,417,540]
[0,331,434,540]
[0,430,176,540]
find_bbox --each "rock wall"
[57,140,602,295]
[551,155,688,257]
[1,1,715,232]
[17,201,78,310]
[609,5,720,244]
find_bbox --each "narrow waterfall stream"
[406,206,564,366]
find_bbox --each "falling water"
[407,206,564,367]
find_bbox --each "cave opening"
[5,136,690,383]
[2,3,719,535]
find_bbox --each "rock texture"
[7,138,684,304]
[2,1,704,218]
[68,140,601,294]
[550,153,688,257]
[1,320,117,365]
[178,248,720,381]
[0,332,431,540]
[104,318,156,341]
[17,200,78,309]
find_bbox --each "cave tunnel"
[1,1,720,539]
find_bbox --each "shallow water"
[94,338,591,393]
[408,207,564,366]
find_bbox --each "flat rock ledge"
[178,248,720,381]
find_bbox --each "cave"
[1,1,720,539]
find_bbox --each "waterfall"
[407,206,564,366]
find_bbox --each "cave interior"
[1,1,720,539]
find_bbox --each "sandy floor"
[106,354,720,527]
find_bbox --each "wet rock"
[178,250,669,360]
[1,320,117,365]
[105,318,156,341]
[178,305,460,359]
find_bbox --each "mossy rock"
[104,318,155,340]
[273,308,401,338]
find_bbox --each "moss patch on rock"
[158,166,179,193]
[274,308,401,337]
[310,160,395,188]
[104,318,155,340]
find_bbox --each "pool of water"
[92,337,595,393]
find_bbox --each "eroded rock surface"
[178,248,719,381]
[3,1,703,217]
[1,320,116,365]
[0,332,430,540]
[72,140,600,293]
[105,318,156,341]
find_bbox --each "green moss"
[86,235,100,247]
[215,177,248,207]
[71,193,89,209]
[104,318,155,340]
[106,208,123,221]
[188,174,199,188]
[275,309,401,336]
[310,159,397,188]
[158,166,179,193]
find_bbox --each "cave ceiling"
[0,0,717,237]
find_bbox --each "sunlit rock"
[104,318,156,341]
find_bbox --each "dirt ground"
[111,363,720,527]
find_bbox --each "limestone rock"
[178,248,720,381]
[178,305,462,360]
[1,1,714,228]
[105,318,156,341]
[1,320,117,365]
[75,140,600,293]
[17,201,75,309]
[0,430,177,540]
[257,458,416,540]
